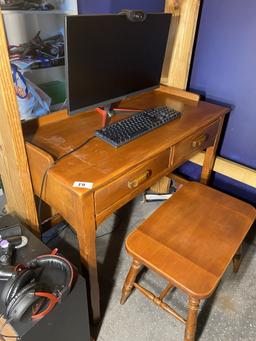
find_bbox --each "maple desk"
[23,87,229,321]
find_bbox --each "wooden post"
[162,0,201,89]
[0,11,39,232]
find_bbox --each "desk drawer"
[172,121,219,166]
[95,150,170,214]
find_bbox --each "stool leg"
[184,296,200,341]
[233,244,242,273]
[120,259,142,305]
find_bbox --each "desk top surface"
[24,89,229,192]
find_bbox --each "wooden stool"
[120,182,255,341]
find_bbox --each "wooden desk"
[23,87,229,321]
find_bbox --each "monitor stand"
[96,103,141,127]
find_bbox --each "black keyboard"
[95,106,181,147]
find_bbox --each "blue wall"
[189,0,256,169]
[78,0,112,13]
[182,0,256,204]
[78,0,164,14]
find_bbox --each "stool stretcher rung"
[159,282,174,300]
[134,283,186,324]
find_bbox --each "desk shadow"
[44,222,82,272]
[44,200,134,338]
[94,201,135,336]
[231,221,256,280]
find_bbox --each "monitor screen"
[65,13,171,115]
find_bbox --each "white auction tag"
[73,181,93,189]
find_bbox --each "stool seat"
[126,182,255,298]
[121,182,256,341]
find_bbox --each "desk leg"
[200,116,224,184]
[74,193,101,323]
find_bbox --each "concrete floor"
[47,194,256,341]
[1,192,256,340]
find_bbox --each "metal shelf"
[2,10,76,15]
[22,64,65,72]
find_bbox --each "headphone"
[1,254,75,321]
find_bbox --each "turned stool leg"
[184,296,200,341]
[233,244,243,273]
[120,259,142,304]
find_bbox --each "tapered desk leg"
[200,145,215,185]
[74,192,101,323]
[200,116,224,185]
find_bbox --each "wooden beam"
[162,0,201,89]
[190,152,256,188]
[164,0,181,14]
[157,84,200,102]
[162,0,180,84]
[0,11,39,232]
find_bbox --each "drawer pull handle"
[192,134,208,148]
[128,170,151,189]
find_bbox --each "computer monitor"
[65,12,171,115]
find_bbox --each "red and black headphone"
[1,253,75,321]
